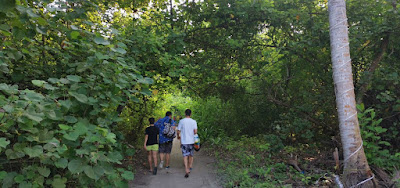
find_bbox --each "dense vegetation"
[0,0,399,187]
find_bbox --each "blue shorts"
[181,144,194,157]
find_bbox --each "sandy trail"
[131,139,221,188]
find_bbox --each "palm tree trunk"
[328,0,375,187]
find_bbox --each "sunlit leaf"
[70,31,80,39]
[94,37,110,45]
[0,138,10,148]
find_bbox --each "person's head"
[166,111,172,117]
[185,109,192,117]
[149,117,155,125]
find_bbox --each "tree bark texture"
[328,0,374,187]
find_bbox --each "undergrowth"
[206,135,333,188]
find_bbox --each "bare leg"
[183,156,190,174]
[189,155,194,169]
[152,151,158,167]
[147,151,152,171]
[165,153,170,167]
[159,153,165,162]
[159,152,165,168]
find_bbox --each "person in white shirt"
[177,109,198,178]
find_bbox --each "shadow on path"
[131,138,220,188]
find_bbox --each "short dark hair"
[166,111,172,116]
[185,109,191,116]
[149,118,155,124]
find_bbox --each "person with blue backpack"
[155,111,176,169]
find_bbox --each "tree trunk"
[328,0,375,187]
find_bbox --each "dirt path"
[131,139,221,188]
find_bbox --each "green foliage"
[357,104,400,170]
[211,135,328,187]
[0,0,171,187]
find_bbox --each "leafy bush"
[357,104,400,170]
[0,2,155,187]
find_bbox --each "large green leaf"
[38,130,54,143]
[70,31,80,39]
[32,80,46,87]
[83,166,99,180]
[74,121,88,135]
[107,151,123,164]
[23,145,43,158]
[68,159,85,174]
[121,171,134,180]
[51,176,67,188]
[68,92,88,103]
[64,116,77,123]
[26,9,39,18]
[76,148,89,155]
[2,172,17,188]
[140,88,152,96]
[19,181,33,188]
[94,37,110,45]
[43,138,60,151]
[23,91,45,102]
[55,158,68,169]
[0,62,9,73]
[5,149,25,159]
[66,75,81,82]
[23,110,43,123]
[59,100,73,109]
[56,144,68,154]
[0,138,10,148]
[111,47,127,54]
[95,52,110,60]
[0,83,18,95]
[106,132,117,144]
[63,131,80,141]
[14,174,24,183]
[93,166,105,177]
[37,167,50,177]
[0,171,7,180]
[58,124,71,130]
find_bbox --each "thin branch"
[356,33,390,104]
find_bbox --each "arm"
[177,121,181,139]
[144,135,148,150]
[194,121,198,134]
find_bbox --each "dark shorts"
[159,142,173,153]
[181,144,194,157]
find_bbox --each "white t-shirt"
[177,118,198,144]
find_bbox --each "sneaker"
[184,173,189,178]
[153,167,157,175]
[159,161,164,169]
[165,166,170,169]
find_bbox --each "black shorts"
[159,142,173,153]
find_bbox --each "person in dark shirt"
[144,117,159,175]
